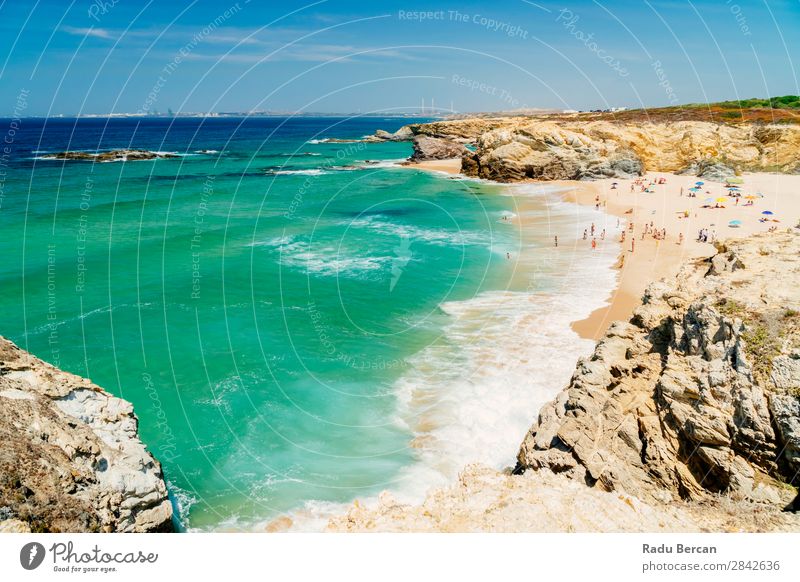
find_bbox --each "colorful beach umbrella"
[695,181,704,185]
[729,220,742,227]
[745,195,757,200]
[716,197,728,202]
[762,210,774,215]
[704,197,715,203]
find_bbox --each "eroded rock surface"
[517,233,800,508]
[0,337,173,532]
[400,117,800,182]
[409,135,468,162]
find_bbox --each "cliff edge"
[0,337,173,532]
[516,231,800,508]
[386,117,800,182]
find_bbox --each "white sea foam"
[383,189,620,499]
[246,235,295,248]
[168,482,199,529]
[254,185,622,531]
[344,215,490,248]
[270,238,394,278]
[268,168,327,176]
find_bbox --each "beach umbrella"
[689,187,700,191]
[704,197,715,203]
[762,210,774,215]
[756,192,764,197]
[729,220,742,227]
[745,195,757,200]
[716,197,728,202]
[695,181,704,185]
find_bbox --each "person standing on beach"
[583,229,587,240]
[591,223,595,236]
[591,238,597,250]
[554,235,558,247]
[631,238,635,253]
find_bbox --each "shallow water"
[0,116,618,530]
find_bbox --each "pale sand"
[403,158,463,175]
[562,171,800,339]
[403,160,800,340]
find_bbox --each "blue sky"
[1,0,799,115]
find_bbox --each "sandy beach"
[563,171,800,339]
[404,158,800,340]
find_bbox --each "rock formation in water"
[0,337,173,532]
[384,116,800,182]
[45,149,178,162]
[516,232,800,508]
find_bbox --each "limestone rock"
[0,337,173,532]
[409,136,468,162]
[373,126,414,141]
[769,393,800,477]
[517,233,800,506]
[707,250,745,276]
[410,117,800,182]
[678,160,736,182]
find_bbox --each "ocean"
[0,116,618,530]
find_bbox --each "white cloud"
[61,26,115,40]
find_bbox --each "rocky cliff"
[0,337,173,532]
[387,117,800,182]
[517,232,800,509]
[329,233,800,532]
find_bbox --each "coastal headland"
[324,106,800,531]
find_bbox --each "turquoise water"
[0,117,531,529]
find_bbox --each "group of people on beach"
[697,228,717,243]
[641,222,667,241]
[541,174,783,259]
[630,177,662,194]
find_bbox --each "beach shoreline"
[402,158,800,340]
